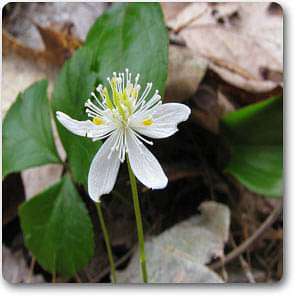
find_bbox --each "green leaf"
[2,80,61,177]
[85,2,168,96]
[221,96,283,197]
[51,47,101,187]
[19,175,94,278]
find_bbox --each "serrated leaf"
[51,47,100,187]
[2,80,61,177]
[19,175,94,278]
[85,2,168,96]
[221,96,283,197]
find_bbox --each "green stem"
[126,156,148,283]
[95,202,117,283]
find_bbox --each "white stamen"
[133,130,154,146]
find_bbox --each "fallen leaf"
[35,22,82,66]
[191,85,235,134]
[4,2,107,42]
[21,164,63,199]
[165,165,204,182]
[163,3,283,93]
[1,53,56,116]
[165,45,207,101]
[161,2,190,25]
[2,246,44,283]
[3,24,81,67]
[117,201,230,283]
[165,2,208,33]
[3,2,107,66]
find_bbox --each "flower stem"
[95,202,117,283]
[126,156,148,283]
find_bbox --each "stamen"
[85,99,105,115]
[87,111,101,119]
[125,68,129,85]
[134,83,153,112]
[102,87,114,110]
[139,83,152,103]
[143,118,153,126]
[92,130,115,141]
[137,92,161,113]
[91,92,100,103]
[92,117,104,125]
[95,85,108,108]
[108,130,122,159]
[121,72,125,91]
[133,130,153,146]
[134,74,140,88]
[82,70,166,153]
[147,100,162,114]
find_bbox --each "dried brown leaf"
[164,3,283,93]
[21,164,63,200]
[165,45,207,101]
[35,23,82,65]
[3,23,82,67]
[3,2,106,65]
[161,2,190,25]
[2,246,44,283]
[117,201,230,283]
[191,84,235,133]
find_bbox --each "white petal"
[130,103,191,139]
[126,130,168,189]
[88,132,121,201]
[56,111,115,138]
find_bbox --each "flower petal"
[130,103,191,139]
[56,111,115,139]
[126,129,168,189]
[88,132,121,201]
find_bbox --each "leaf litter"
[3,246,44,283]
[2,2,283,283]
[117,201,230,283]
[162,2,283,93]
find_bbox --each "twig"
[75,273,82,283]
[219,255,228,282]
[93,246,136,282]
[26,256,36,283]
[210,200,283,270]
[230,235,256,283]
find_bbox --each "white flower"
[56,69,191,202]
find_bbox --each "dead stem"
[26,256,36,283]
[230,235,256,283]
[210,200,283,270]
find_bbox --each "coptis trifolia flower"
[56,69,191,202]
